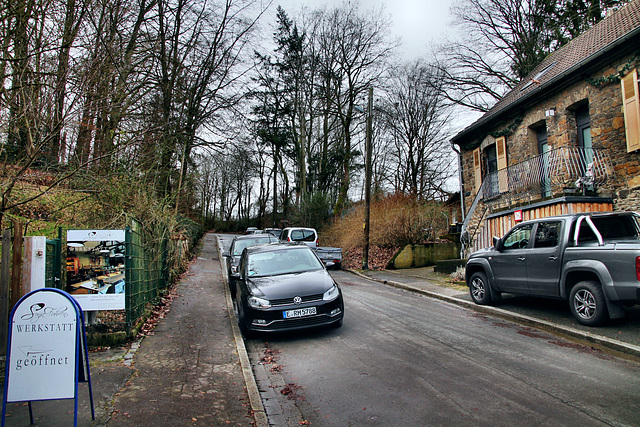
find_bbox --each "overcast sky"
[261,0,455,60]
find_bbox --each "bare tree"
[381,61,455,200]
[314,2,397,216]
[435,0,628,113]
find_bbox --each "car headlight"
[323,285,340,301]
[248,296,271,309]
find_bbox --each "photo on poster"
[66,230,126,310]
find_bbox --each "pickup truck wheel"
[569,281,608,326]
[469,271,492,305]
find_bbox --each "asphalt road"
[362,268,640,349]
[247,270,640,426]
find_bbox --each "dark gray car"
[465,212,640,326]
[223,234,278,296]
[234,243,344,337]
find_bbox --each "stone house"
[452,0,640,256]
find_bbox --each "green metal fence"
[45,232,62,289]
[124,219,171,335]
[54,217,201,341]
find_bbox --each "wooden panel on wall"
[474,201,614,251]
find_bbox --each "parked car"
[223,234,278,296]
[279,227,342,269]
[248,229,264,234]
[465,212,640,326]
[264,228,282,238]
[245,227,258,234]
[279,227,318,247]
[234,243,344,336]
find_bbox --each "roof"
[245,242,308,254]
[452,0,640,148]
[233,233,275,241]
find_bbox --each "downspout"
[451,142,465,223]
[452,142,466,259]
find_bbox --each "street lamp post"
[363,87,373,270]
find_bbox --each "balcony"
[475,146,613,209]
[461,146,614,256]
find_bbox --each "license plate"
[283,307,317,319]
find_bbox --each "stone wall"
[389,242,461,269]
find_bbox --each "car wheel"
[229,278,237,299]
[236,296,255,338]
[569,281,608,326]
[469,271,492,305]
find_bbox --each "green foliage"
[293,192,332,227]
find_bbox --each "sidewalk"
[1,233,263,426]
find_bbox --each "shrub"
[323,193,450,253]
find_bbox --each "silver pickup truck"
[465,212,640,326]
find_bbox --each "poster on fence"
[66,230,126,311]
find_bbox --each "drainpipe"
[451,142,465,222]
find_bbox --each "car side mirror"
[222,251,230,258]
[492,236,502,250]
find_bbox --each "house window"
[621,68,640,152]
[484,144,498,197]
[575,105,594,191]
[536,126,550,197]
[576,105,593,160]
[472,138,508,198]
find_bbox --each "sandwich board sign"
[2,288,94,426]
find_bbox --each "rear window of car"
[232,237,275,255]
[573,215,640,243]
[290,229,316,242]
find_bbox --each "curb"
[347,269,640,361]
[217,239,269,427]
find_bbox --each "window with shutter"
[621,68,640,152]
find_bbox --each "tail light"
[636,257,640,281]
[316,238,319,246]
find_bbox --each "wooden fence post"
[10,220,23,309]
[0,228,11,355]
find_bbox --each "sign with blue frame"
[2,288,94,426]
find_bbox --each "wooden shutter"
[496,136,508,192]
[621,68,640,152]
[473,148,482,195]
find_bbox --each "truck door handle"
[518,257,526,262]
[548,256,557,261]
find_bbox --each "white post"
[22,236,47,291]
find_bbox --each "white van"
[279,227,318,248]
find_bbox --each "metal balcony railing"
[461,146,613,247]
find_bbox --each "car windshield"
[232,237,274,255]
[247,248,323,277]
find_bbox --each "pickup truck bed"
[314,246,342,269]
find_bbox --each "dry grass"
[321,193,450,270]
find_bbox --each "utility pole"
[363,87,373,270]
